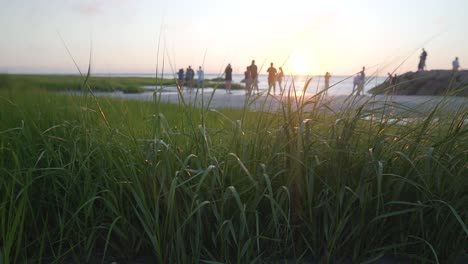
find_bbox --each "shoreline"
[84,87,468,114]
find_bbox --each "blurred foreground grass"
[0,78,467,263]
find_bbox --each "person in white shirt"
[352,73,360,95]
[197,66,204,88]
[452,57,460,71]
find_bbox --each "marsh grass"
[0,73,467,263]
[0,74,167,93]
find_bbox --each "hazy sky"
[1,0,467,76]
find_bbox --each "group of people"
[175,49,461,97]
[265,62,285,95]
[224,60,285,95]
[176,60,285,96]
[177,62,365,97]
[177,66,205,90]
[242,61,259,95]
[228,61,365,97]
[418,48,461,72]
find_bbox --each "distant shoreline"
[1,73,388,97]
[80,88,468,115]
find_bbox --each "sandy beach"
[92,87,468,115]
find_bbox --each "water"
[95,73,387,96]
[76,73,467,123]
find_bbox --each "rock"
[369,70,468,96]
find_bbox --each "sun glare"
[291,57,309,75]
[288,54,322,76]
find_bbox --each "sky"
[1,0,467,76]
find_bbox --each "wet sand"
[96,87,467,114]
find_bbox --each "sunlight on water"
[102,73,387,96]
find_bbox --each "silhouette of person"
[357,66,365,95]
[392,74,397,86]
[185,66,190,83]
[387,72,395,85]
[250,60,259,94]
[276,67,284,92]
[452,57,460,71]
[267,62,277,94]
[186,66,195,91]
[177,68,184,88]
[245,66,252,95]
[324,72,331,96]
[352,73,359,95]
[224,63,233,94]
[197,66,204,88]
[418,48,427,71]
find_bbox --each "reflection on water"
[101,73,387,97]
[66,73,467,121]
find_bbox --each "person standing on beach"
[418,48,427,71]
[197,66,204,88]
[177,68,184,88]
[387,72,393,85]
[267,62,277,94]
[357,66,365,95]
[324,72,331,96]
[250,60,259,94]
[224,63,233,94]
[277,67,284,92]
[351,73,360,95]
[392,74,397,86]
[185,66,190,85]
[452,57,460,71]
[186,66,195,91]
[245,66,252,95]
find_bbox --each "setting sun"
[290,57,309,75]
[288,54,322,76]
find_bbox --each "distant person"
[197,66,204,88]
[185,66,190,83]
[352,73,360,95]
[392,74,397,86]
[324,72,331,96]
[452,57,460,71]
[250,60,259,94]
[387,72,395,85]
[224,63,233,94]
[418,48,427,71]
[267,62,277,94]
[177,69,184,87]
[276,67,284,92]
[357,66,365,95]
[245,66,252,95]
[186,66,195,91]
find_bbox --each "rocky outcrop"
[369,70,468,96]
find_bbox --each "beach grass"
[0,77,467,263]
[0,74,170,93]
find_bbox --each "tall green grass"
[0,77,466,263]
[0,74,177,93]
